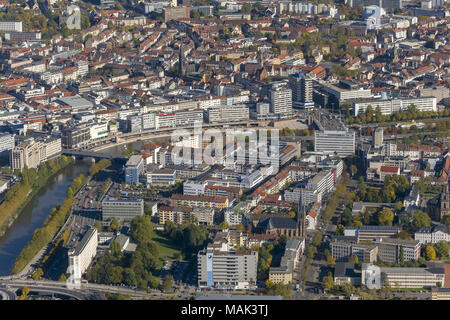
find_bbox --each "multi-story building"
[375,238,421,263]
[0,133,15,156]
[289,73,314,109]
[415,225,450,244]
[163,7,190,22]
[125,155,144,184]
[42,137,62,160]
[269,237,305,284]
[146,169,176,185]
[159,206,193,225]
[159,206,215,225]
[362,263,445,289]
[373,127,384,148]
[197,248,258,290]
[61,125,90,149]
[314,130,355,156]
[206,105,250,123]
[317,80,372,107]
[270,84,293,118]
[171,194,229,209]
[90,122,109,140]
[101,197,144,221]
[68,227,98,282]
[0,21,22,32]
[175,110,203,126]
[345,226,401,241]
[353,97,437,116]
[183,182,207,196]
[10,139,45,170]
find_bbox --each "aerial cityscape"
[0,0,449,304]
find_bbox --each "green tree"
[130,215,154,245]
[336,224,345,235]
[108,218,120,232]
[341,282,355,296]
[394,201,403,212]
[378,208,394,226]
[306,245,317,259]
[161,274,174,293]
[412,210,431,231]
[434,241,450,259]
[442,215,450,227]
[95,220,103,232]
[191,10,201,19]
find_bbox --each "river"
[0,159,91,276]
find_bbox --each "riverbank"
[11,159,112,275]
[0,156,75,239]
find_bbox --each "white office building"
[183,182,207,196]
[68,228,98,283]
[353,97,437,116]
[197,248,258,290]
[0,133,15,155]
[0,21,22,32]
[314,130,356,156]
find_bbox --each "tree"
[190,10,200,19]
[378,208,394,226]
[322,272,335,290]
[130,215,153,245]
[425,245,436,261]
[442,215,450,227]
[341,282,355,296]
[336,224,345,235]
[241,3,252,13]
[95,220,103,232]
[434,241,450,259]
[218,221,229,229]
[306,245,317,259]
[326,255,336,267]
[412,210,431,231]
[394,201,403,212]
[19,286,30,300]
[161,274,174,293]
[397,230,411,240]
[108,218,120,232]
[58,274,67,282]
[32,268,44,280]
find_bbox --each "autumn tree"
[425,245,436,261]
[378,208,394,226]
[336,224,345,235]
[322,272,335,290]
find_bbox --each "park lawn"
[152,232,182,262]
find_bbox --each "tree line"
[346,105,450,125]
[11,172,87,274]
[0,156,74,237]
